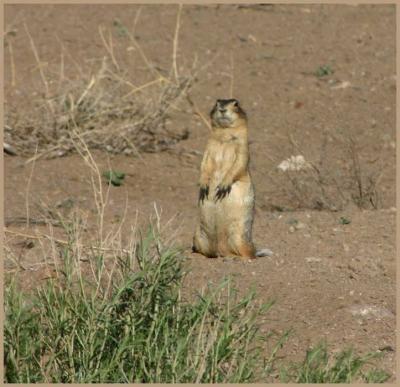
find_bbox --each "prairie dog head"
[210,99,247,129]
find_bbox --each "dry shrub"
[5,8,197,159]
[268,132,384,211]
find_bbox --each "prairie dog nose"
[219,107,227,113]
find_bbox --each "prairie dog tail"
[255,248,273,257]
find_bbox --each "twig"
[76,75,96,106]
[57,42,65,91]
[236,4,274,11]
[125,16,162,79]
[229,51,234,98]
[8,39,16,87]
[5,229,131,254]
[132,6,142,36]
[25,145,60,164]
[55,34,84,78]
[172,4,183,81]
[5,216,62,227]
[98,25,120,71]
[186,94,212,131]
[105,67,139,90]
[121,77,169,100]
[24,23,55,114]
[25,144,38,228]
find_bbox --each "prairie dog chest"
[211,135,239,167]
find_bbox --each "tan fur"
[193,99,256,260]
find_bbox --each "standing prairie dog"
[192,99,270,260]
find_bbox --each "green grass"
[103,170,126,186]
[315,64,334,77]
[4,228,276,383]
[280,342,390,383]
[4,227,391,383]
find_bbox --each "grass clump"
[315,64,334,77]
[103,170,126,186]
[4,227,273,383]
[280,342,390,383]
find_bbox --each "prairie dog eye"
[233,100,239,108]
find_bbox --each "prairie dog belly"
[209,145,237,190]
[216,178,254,215]
[199,178,254,230]
[214,178,254,256]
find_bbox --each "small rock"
[295,222,306,230]
[379,345,394,352]
[248,34,257,43]
[305,257,322,263]
[4,143,17,156]
[17,240,35,249]
[349,304,394,319]
[331,81,351,89]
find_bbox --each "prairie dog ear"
[232,99,239,107]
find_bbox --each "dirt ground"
[4,4,396,380]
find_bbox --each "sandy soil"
[4,4,396,380]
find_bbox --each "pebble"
[289,222,306,233]
[295,222,306,230]
[331,81,351,89]
[349,304,394,319]
[305,257,322,263]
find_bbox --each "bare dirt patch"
[4,4,396,381]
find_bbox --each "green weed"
[280,342,390,383]
[315,65,334,77]
[103,170,126,186]
[4,228,276,383]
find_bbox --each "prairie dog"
[193,99,269,260]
